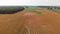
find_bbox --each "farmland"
[0,6,60,34]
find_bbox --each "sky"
[0,0,60,6]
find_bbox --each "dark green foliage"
[0,6,24,14]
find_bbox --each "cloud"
[0,0,59,6]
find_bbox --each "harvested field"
[0,9,60,34]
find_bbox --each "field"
[0,6,60,34]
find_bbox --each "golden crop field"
[0,6,60,34]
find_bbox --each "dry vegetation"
[0,9,60,34]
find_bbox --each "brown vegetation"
[0,9,60,34]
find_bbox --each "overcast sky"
[0,0,60,6]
